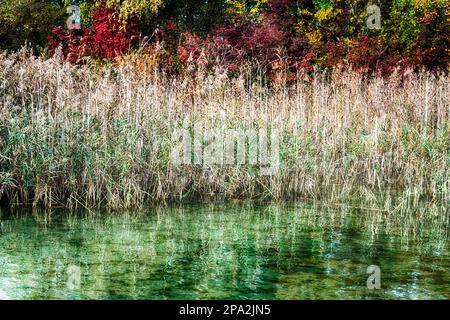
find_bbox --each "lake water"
[0,203,448,299]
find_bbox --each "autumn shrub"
[45,0,448,77]
[48,6,141,63]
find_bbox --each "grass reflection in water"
[0,203,448,300]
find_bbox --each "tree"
[103,0,162,23]
[0,0,66,51]
[155,0,228,33]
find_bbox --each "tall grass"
[0,49,448,212]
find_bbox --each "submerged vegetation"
[0,50,448,212]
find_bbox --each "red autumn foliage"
[323,35,423,77]
[48,7,140,63]
[47,0,447,79]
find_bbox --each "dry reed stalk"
[0,49,448,213]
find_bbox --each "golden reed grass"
[0,49,448,213]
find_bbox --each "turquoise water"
[0,204,448,299]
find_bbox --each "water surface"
[0,204,448,299]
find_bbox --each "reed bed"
[0,49,448,213]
